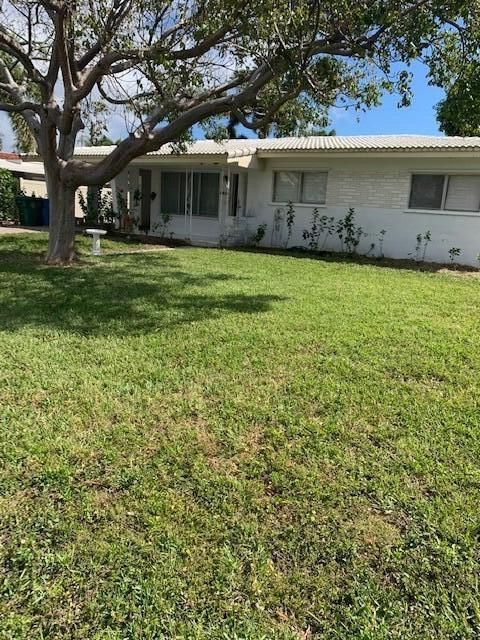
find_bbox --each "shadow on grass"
[0,248,285,337]
[232,246,478,274]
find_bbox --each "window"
[160,171,220,217]
[444,175,480,212]
[409,173,480,212]
[192,172,220,217]
[273,171,327,204]
[409,174,444,210]
[161,171,186,215]
[273,171,300,202]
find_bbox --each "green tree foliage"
[0,168,19,221]
[436,64,480,135]
[427,4,480,135]
[206,95,334,139]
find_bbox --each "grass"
[1,233,480,639]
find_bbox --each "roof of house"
[72,135,480,159]
[0,157,45,176]
[0,151,21,161]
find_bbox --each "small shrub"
[414,233,422,261]
[413,230,432,262]
[448,247,462,263]
[302,209,335,251]
[250,223,267,246]
[422,230,432,261]
[116,189,135,231]
[158,211,172,238]
[336,207,365,253]
[284,202,295,248]
[378,229,387,258]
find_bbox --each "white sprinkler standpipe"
[86,229,107,256]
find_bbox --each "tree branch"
[0,100,41,113]
[63,61,274,186]
[76,0,134,71]
[0,27,47,87]
[74,22,236,106]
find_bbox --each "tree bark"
[45,180,77,264]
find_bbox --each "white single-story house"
[75,135,480,266]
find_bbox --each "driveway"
[0,226,46,235]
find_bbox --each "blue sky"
[329,62,445,136]
[0,62,446,151]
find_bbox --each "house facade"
[75,135,480,266]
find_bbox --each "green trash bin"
[24,196,42,227]
[15,195,27,225]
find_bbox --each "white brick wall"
[326,170,410,209]
[244,155,480,266]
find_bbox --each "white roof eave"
[0,158,44,176]
[256,148,480,159]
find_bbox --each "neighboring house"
[0,155,47,197]
[75,135,480,265]
[0,156,86,219]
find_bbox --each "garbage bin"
[24,197,41,226]
[15,195,25,224]
[40,198,50,226]
[15,195,43,226]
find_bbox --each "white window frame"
[407,171,480,214]
[159,169,221,218]
[191,170,221,218]
[271,169,328,206]
[160,170,187,217]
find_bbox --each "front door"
[139,169,151,231]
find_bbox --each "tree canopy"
[427,3,480,135]
[0,0,469,261]
[436,66,480,136]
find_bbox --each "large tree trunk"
[45,180,77,265]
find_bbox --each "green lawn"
[1,234,480,639]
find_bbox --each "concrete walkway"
[0,225,45,235]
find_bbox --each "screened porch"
[112,164,249,245]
